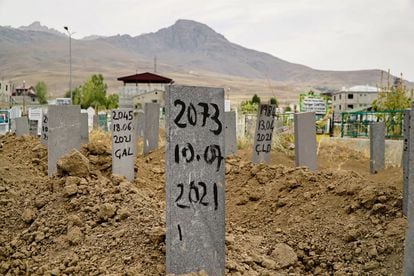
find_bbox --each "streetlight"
[63,26,75,103]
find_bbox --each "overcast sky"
[0,0,413,81]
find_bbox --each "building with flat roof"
[117,72,173,108]
[332,85,380,119]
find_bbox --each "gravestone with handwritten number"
[111,108,135,181]
[166,85,225,275]
[252,104,276,164]
[41,113,48,145]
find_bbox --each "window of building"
[348,94,354,99]
[347,104,354,109]
[334,96,336,101]
[339,94,342,100]
[0,83,1,89]
[360,94,363,97]
[339,105,341,110]
[152,99,158,103]
[5,85,8,91]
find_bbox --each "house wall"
[332,91,378,114]
[0,81,12,103]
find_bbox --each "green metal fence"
[340,110,405,139]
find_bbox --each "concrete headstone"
[143,103,160,154]
[252,104,276,164]
[403,109,410,216]
[80,113,89,144]
[48,105,81,176]
[15,117,30,137]
[111,108,135,181]
[369,122,385,174]
[134,110,145,138]
[41,113,48,145]
[166,85,225,275]
[294,112,317,171]
[92,114,98,129]
[225,111,237,156]
[404,103,414,275]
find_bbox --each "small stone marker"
[225,111,237,156]
[143,103,160,154]
[111,108,135,181]
[294,112,317,171]
[404,103,414,275]
[166,85,225,275]
[369,122,385,174]
[41,113,48,145]
[403,109,410,216]
[80,113,89,144]
[15,117,30,136]
[136,110,145,138]
[252,104,276,164]
[48,105,81,176]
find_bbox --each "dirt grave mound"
[0,133,406,275]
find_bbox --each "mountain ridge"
[0,19,410,99]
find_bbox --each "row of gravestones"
[10,85,411,275]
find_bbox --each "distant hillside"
[0,19,409,99]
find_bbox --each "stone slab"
[252,104,276,164]
[403,109,410,216]
[41,113,48,145]
[294,112,317,171]
[404,103,414,275]
[47,105,81,176]
[369,122,385,174]
[111,108,135,181]
[143,103,160,154]
[15,117,30,137]
[225,111,237,156]
[80,113,89,144]
[92,114,98,129]
[134,110,145,138]
[165,85,225,275]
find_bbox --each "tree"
[80,74,107,109]
[251,94,261,104]
[372,85,410,111]
[35,81,48,104]
[64,74,118,110]
[284,105,292,112]
[270,97,278,106]
[106,94,119,109]
[240,101,258,114]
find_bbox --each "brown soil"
[0,133,405,275]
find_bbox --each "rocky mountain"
[0,19,408,97]
[18,21,65,37]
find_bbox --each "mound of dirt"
[0,133,406,275]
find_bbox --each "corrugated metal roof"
[117,72,173,84]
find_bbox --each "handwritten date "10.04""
[173,100,222,135]
[174,143,224,172]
